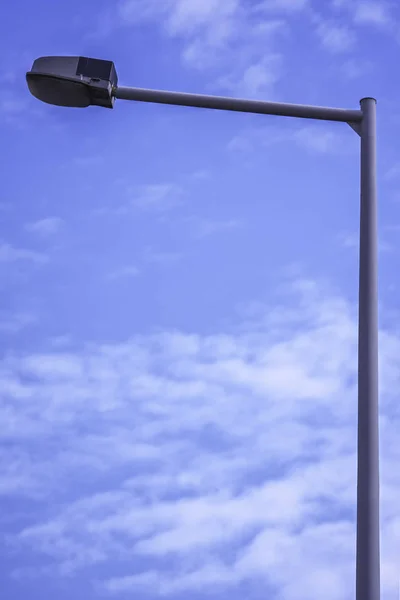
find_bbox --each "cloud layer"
[2,278,399,599]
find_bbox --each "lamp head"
[26,56,118,108]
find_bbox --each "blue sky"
[1,0,400,598]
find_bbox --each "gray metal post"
[356,97,380,600]
[114,86,362,124]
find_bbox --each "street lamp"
[26,56,118,108]
[26,56,380,600]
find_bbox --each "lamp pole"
[113,88,380,600]
[356,97,379,600]
[115,87,382,600]
[26,59,380,599]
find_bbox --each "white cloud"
[217,53,283,99]
[0,312,36,333]
[114,0,293,96]
[130,183,184,212]
[228,123,354,155]
[1,277,399,598]
[253,0,309,13]
[184,216,242,238]
[118,0,240,71]
[49,335,73,348]
[314,19,356,53]
[0,242,48,264]
[190,169,211,180]
[227,134,255,152]
[71,155,104,167]
[106,265,140,280]
[0,70,17,84]
[339,58,373,79]
[332,0,393,31]
[241,56,281,96]
[25,217,63,236]
[142,246,182,264]
[0,89,51,129]
[95,183,185,216]
[339,231,359,249]
[119,0,239,39]
[293,125,348,153]
[353,1,391,26]
[384,162,400,181]
[166,0,239,38]
[0,93,28,117]
[339,231,392,253]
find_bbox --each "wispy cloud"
[384,162,400,181]
[186,216,242,238]
[2,278,400,598]
[338,231,392,253]
[313,16,356,53]
[216,53,283,99]
[292,126,347,153]
[228,123,354,155]
[0,312,37,334]
[227,135,255,152]
[0,243,48,264]
[353,1,391,26]
[142,246,182,264]
[190,169,211,181]
[103,0,298,97]
[0,88,52,129]
[332,0,394,31]
[116,0,241,71]
[25,217,63,236]
[106,265,140,280]
[252,0,310,13]
[49,335,73,348]
[0,93,30,125]
[339,58,373,79]
[339,231,359,249]
[130,183,185,212]
[71,155,104,168]
[93,183,185,216]
[120,0,239,51]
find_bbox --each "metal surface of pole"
[114,85,362,124]
[356,97,380,600]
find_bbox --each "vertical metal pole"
[356,97,380,600]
